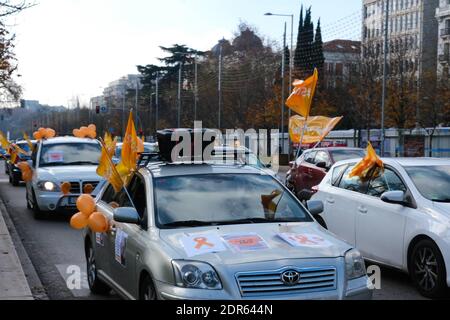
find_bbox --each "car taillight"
[312,185,319,193]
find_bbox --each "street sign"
[100,105,108,114]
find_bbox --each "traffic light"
[96,105,100,114]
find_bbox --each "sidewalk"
[0,203,33,300]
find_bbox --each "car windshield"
[331,149,366,162]
[39,143,101,167]
[16,143,33,160]
[115,144,157,158]
[405,165,450,203]
[155,174,312,228]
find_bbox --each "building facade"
[323,40,361,87]
[436,0,450,78]
[362,0,439,80]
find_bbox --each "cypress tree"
[313,19,325,75]
[303,7,315,76]
[294,5,304,73]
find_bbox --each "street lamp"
[265,12,294,156]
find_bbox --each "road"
[0,161,426,300]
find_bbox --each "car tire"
[410,239,448,299]
[31,189,47,220]
[11,174,19,187]
[139,274,157,300]
[86,243,111,295]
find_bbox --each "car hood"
[159,223,351,265]
[433,202,450,215]
[37,165,102,182]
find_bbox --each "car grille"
[236,267,337,297]
[69,182,81,194]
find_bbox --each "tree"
[0,1,34,104]
[313,19,324,74]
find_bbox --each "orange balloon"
[88,124,96,132]
[46,128,56,138]
[87,129,97,139]
[88,212,109,233]
[70,212,90,230]
[33,131,43,140]
[137,138,144,153]
[76,194,96,215]
[61,182,71,195]
[80,127,89,137]
[83,184,94,194]
[22,170,33,182]
[73,129,81,137]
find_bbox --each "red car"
[286,147,366,201]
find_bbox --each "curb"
[0,199,48,300]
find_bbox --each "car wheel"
[410,239,447,299]
[139,274,157,300]
[11,174,19,187]
[31,189,47,220]
[86,243,110,295]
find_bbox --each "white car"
[312,158,450,298]
[26,137,105,219]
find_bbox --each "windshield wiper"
[161,220,215,228]
[66,161,99,166]
[213,217,303,225]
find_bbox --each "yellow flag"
[23,132,34,151]
[104,132,117,158]
[117,112,138,180]
[0,131,10,149]
[97,140,124,193]
[349,143,384,181]
[289,115,343,145]
[286,68,319,118]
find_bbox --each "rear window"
[330,149,365,163]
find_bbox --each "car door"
[355,168,409,268]
[309,151,330,188]
[109,174,149,299]
[294,151,317,192]
[322,165,368,246]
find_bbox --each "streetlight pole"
[265,12,294,156]
[194,53,198,121]
[155,74,159,132]
[218,44,223,129]
[135,79,140,129]
[381,0,390,156]
[178,62,182,128]
[281,23,287,154]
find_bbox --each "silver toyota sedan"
[83,162,372,300]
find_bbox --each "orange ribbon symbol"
[292,235,319,245]
[194,237,214,250]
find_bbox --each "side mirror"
[316,162,329,170]
[307,200,324,217]
[114,207,140,224]
[381,191,407,206]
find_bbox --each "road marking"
[0,179,9,183]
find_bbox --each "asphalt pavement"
[0,161,426,300]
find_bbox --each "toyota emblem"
[281,270,300,286]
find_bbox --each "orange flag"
[116,111,138,181]
[349,143,384,181]
[97,140,124,193]
[286,68,319,118]
[0,131,10,150]
[289,115,343,145]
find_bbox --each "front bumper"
[155,276,372,300]
[34,191,86,212]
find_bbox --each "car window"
[315,151,330,165]
[405,165,450,202]
[128,175,147,220]
[39,143,101,167]
[330,149,366,162]
[338,166,368,194]
[367,169,407,198]
[101,184,116,204]
[304,151,317,164]
[332,164,348,186]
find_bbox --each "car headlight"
[172,260,222,290]
[345,249,366,280]
[37,181,60,192]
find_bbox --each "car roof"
[145,163,267,178]
[41,137,100,145]
[304,147,364,152]
[333,157,450,168]
[14,140,37,145]
[116,142,155,147]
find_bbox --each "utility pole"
[218,44,223,129]
[281,22,287,155]
[122,87,126,136]
[381,0,390,156]
[155,74,159,132]
[135,79,139,128]
[178,63,182,128]
[194,53,198,121]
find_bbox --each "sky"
[9,0,362,107]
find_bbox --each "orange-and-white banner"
[289,115,343,145]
